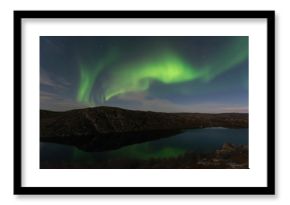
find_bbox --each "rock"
[222,143,235,152]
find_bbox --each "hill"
[40,106,248,151]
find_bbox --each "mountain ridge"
[41,105,248,115]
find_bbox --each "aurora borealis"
[40,36,248,113]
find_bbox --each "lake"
[40,128,248,164]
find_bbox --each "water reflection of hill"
[41,130,182,152]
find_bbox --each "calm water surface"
[40,128,248,163]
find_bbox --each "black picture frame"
[14,10,275,195]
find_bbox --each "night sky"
[40,36,248,113]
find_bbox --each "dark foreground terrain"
[41,106,248,137]
[41,106,248,151]
[40,107,248,169]
[40,143,248,169]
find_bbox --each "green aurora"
[76,37,248,106]
[77,49,118,105]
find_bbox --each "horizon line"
[40,105,249,114]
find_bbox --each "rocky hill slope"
[41,106,248,139]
